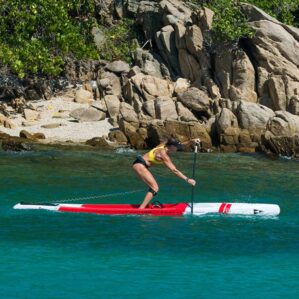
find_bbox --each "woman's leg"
[132,164,159,209]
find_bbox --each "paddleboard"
[13,202,280,216]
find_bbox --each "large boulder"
[155,25,180,75]
[126,0,141,15]
[215,108,239,150]
[237,101,275,131]
[192,7,214,32]
[142,100,156,118]
[105,60,130,74]
[133,48,163,78]
[241,3,279,23]
[1,138,33,151]
[250,20,299,73]
[178,49,201,83]
[160,0,192,24]
[214,47,233,99]
[176,102,197,122]
[142,75,174,97]
[98,71,122,97]
[136,0,162,39]
[220,127,241,147]
[214,48,257,102]
[266,111,299,136]
[91,100,108,112]
[215,108,239,134]
[126,130,147,149]
[108,130,128,145]
[229,51,257,103]
[288,96,299,115]
[129,73,174,103]
[262,132,299,157]
[0,113,16,129]
[147,120,171,147]
[177,87,212,114]
[19,130,45,140]
[244,17,299,105]
[267,75,287,111]
[147,119,212,150]
[104,95,120,118]
[155,98,178,120]
[23,109,39,121]
[70,107,106,122]
[164,120,212,150]
[119,102,139,123]
[185,24,204,59]
[174,78,190,94]
[118,118,147,149]
[75,88,94,104]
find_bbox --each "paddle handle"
[191,140,200,214]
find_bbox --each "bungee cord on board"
[49,189,144,204]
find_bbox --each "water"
[0,149,298,299]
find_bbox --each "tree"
[0,0,98,78]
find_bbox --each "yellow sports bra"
[148,145,166,164]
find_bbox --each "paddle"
[191,139,200,214]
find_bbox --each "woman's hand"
[187,178,196,186]
[193,138,201,145]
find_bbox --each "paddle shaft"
[191,141,199,214]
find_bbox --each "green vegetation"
[190,0,299,44]
[99,19,139,64]
[205,0,254,43]
[244,0,299,26]
[0,0,298,77]
[0,0,98,78]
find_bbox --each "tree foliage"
[243,0,299,26]
[205,0,254,43]
[1,0,298,78]
[99,19,140,64]
[0,0,98,78]
[189,0,299,45]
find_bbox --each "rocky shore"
[0,0,299,157]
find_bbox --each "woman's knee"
[150,184,159,193]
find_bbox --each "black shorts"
[133,155,149,169]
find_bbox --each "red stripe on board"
[58,203,189,216]
[219,203,226,213]
[224,203,232,214]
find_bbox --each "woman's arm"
[160,151,196,186]
[182,138,201,146]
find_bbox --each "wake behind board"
[13,202,280,216]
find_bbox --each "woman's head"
[165,137,183,152]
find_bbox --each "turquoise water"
[0,149,298,299]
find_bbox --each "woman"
[133,137,196,209]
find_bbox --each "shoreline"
[0,96,114,144]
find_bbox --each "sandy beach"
[0,97,113,143]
